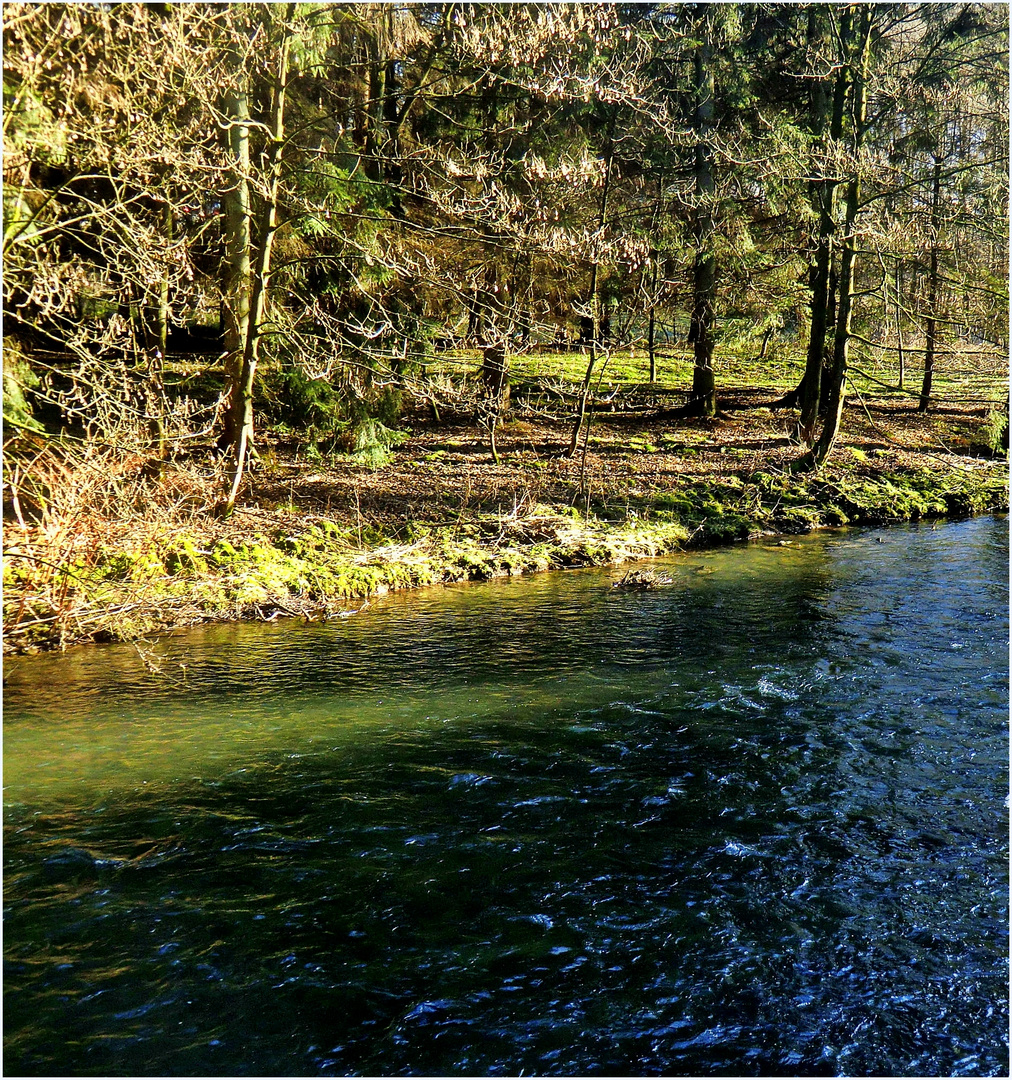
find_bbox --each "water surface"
[4,517,1008,1076]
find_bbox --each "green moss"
[982,409,1009,455]
[164,538,207,575]
[5,458,1006,653]
[208,539,237,565]
[633,464,1007,539]
[822,505,849,526]
[700,512,753,543]
[626,436,659,454]
[771,508,818,534]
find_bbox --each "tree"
[223,3,298,514]
[567,108,618,458]
[686,7,717,416]
[219,26,253,454]
[2,3,220,447]
[798,4,844,442]
[799,2,1008,462]
[810,4,873,469]
[3,0,1005,497]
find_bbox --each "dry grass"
[3,433,223,648]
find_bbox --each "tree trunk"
[481,345,510,410]
[895,262,905,390]
[688,33,716,417]
[155,200,171,359]
[648,262,657,384]
[383,59,404,217]
[225,4,296,514]
[800,209,834,438]
[812,181,858,466]
[465,288,483,344]
[220,75,251,452]
[811,6,872,469]
[567,264,602,458]
[799,7,847,444]
[146,200,171,457]
[366,36,386,184]
[647,176,662,385]
[567,109,617,457]
[480,343,509,463]
[919,157,942,412]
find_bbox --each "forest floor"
[3,380,1008,654]
[254,386,1004,528]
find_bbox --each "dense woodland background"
[3,2,1009,515]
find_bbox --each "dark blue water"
[3,516,1008,1076]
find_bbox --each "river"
[3,516,1008,1077]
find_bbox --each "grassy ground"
[3,344,1007,653]
[439,337,1007,407]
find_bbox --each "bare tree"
[224,3,298,513]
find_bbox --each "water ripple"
[3,517,1008,1077]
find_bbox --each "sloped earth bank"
[3,391,1007,652]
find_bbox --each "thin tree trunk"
[225,4,296,514]
[481,345,510,411]
[566,263,601,458]
[813,178,858,465]
[567,110,617,457]
[648,272,657,385]
[156,200,171,359]
[146,200,172,457]
[383,58,404,217]
[895,262,905,390]
[919,157,942,412]
[477,265,510,462]
[811,6,872,469]
[688,32,716,417]
[365,31,386,184]
[220,74,251,452]
[475,262,498,355]
[480,344,508,464]
[648,176,662,384]
[799,218,833,437]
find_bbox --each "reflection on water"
[4,517,1008,1076]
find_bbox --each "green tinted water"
[4,517,1008,1076]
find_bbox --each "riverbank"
[3,392,1007,652]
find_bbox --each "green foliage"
[372,387,404,427]
[260,366,345,434]
[1,79,66,170]
[983,408,1009,455]
[74,294,119,321]
[164,538,207,575]
[259,364,409,466]
[2,349,43,432]
[349,417,410,469]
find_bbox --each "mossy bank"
[4,461,1006,653]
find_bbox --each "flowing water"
[3,516,1008,1077]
